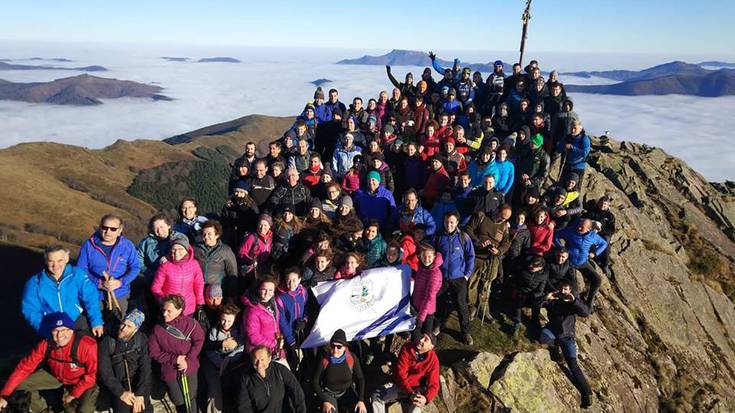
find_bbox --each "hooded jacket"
[361,233,387,268]
[22,264,103,333]
[1,333,98,399]
[148,314,204,382]
[151,246,205,316]
[239,231,273,271]
[423,166,451,206]
[137,231,184,283]
[98,332,151,399]
[494,159,515,194]
[557,130,591,171]
[412,253,444,322]
[468,158,500,187]
[77,233,140,300]
[543,294,590,339]
[331,143,362,178]
[514,261,549,300]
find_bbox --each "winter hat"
[259,213,273,227]
[531,133,544,148]
[339,195,353,209]
[448,88,457,96]
[441,86,450,94]
[171,232,190,251]
[555,188,568,200]
[526,186,541,200]
[371,151,385,162]
[445,137,456,146]
[330,329,348,345]
[494,60,503,66]
[206,283,223,299]
[314,87,325,100]
[368,114,377,124]
[310,198,323,211]
[383,124,395,135]
[233,180,250,192]
[278,204,295,215]
[415,332,438,347]
[462,67,471,74]
[367,170,382,184]
[332,107,344,118]
[41,312,75,339]
[565,172,580,185]
[124,309,145,330]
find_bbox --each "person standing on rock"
[370,333,440,413]
[541,280,593,409]
[556,119,590,189]
[553,218,608,310]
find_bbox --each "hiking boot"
[463,333,474,346]
[581,394,592,409]
[432,325,441,337]
[548,345,562,362]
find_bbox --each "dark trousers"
[436,277,471,334]
[539,328,592,397]
[17,369,98,413]
[574,261,601,307]
[111,396,153,413]
[594,235,611,269]
[321,387,359,413]
[165,373,198,413]
[511,292,541,325]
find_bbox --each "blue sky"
[1,0,733,55]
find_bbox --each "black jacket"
[546,259,576,292]
[544,295,590,339]
[238,362,306,413]
[98,332,151,398]
[268,182,312,216]
[469,187,504,217]
[507,225,531,260]
[582,201,616,238]
[514,263,548,300]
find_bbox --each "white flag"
[301,265,415,348]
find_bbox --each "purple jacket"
[412,253,443,322]
[148,315,204,382]
[276,285,308,346]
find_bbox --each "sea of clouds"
[0,41,733,181]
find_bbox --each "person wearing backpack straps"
[0,313,99,413]
[98,309,151,413]
[238,345,306,413]
[148,294,204,413]
[313,329,367,413]
[432,210,476,345]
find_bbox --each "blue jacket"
[392,204,437,236]
[22,264,103,333]
[275,285,308,346]
[553,223,608,267]
[354,186,396,230]
[431,200,458,228]
[432,57,461,82]
[557,131,591,171]
[77,233,140,299]
[434,230,475,280]
[452,185,474,225]
[494,160,515,194]
[331,144,362,178]
[361,234,387,268]
[136,231,183,283]
[442,99,461,115]
[314,103,331,123]
[468,160,500,187]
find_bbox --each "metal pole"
[519,0,533,67]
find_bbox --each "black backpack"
[43,332,87,367]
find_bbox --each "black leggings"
[165,373,198,413]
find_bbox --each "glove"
[386,65,391,73]
[428,51,436,61]
[293,318,307,334]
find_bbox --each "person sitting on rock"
[582,195,616,277]
[540,280,593,409]
[370,333,440,413]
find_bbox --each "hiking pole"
[180,372,191,413]
[518,0,533,67]
[557,149,567,183]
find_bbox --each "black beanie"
[330,329,348,345]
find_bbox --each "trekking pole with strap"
[179,372,191,413]
[556,147,567,183]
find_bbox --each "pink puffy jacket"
[151,246,205,316]
[241,294,283,356]
[411,252,444,322]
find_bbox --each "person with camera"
[541,279,593,409]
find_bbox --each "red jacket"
[394,342,440,402]
[422,167,450,206]
[2,334,97,399]
[411,253,443,322]
[400,235,419,272]
[420,132,442,161]
[528,215,554,256]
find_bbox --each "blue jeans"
[539,328,590,396]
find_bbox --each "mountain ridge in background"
[0,113,734,411]
[0,74,172,105]
[0,61,107,72]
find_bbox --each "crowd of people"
[0,53,617,413]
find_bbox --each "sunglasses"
[330,343,344,350]
[100,225,119,232]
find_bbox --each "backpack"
[107,333,144,362]
[320,348,355,372]
[44,332,86,367]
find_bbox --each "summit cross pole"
[519,0,533,67]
